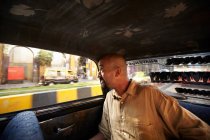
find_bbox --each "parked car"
[39,68,78,85]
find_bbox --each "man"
[91,54,210,140]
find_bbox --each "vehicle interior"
[0,0,209,139]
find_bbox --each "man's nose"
[98,71,101,78]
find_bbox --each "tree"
[78,56,87,78]
[79,56,87,66]
[36,50,53,66]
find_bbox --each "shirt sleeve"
[99,93,111,139]
[153,87,210,140]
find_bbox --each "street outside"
[0,78,102,114]
[0,78,100,90]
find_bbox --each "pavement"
[0,79,100,90]
[0,81,38,90]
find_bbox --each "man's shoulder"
[134,82,158,92]
[134,82,162,96]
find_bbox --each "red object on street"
[7,66,24,80]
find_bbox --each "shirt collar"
[112,80,138,102]
[125,80,138,96]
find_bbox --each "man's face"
[98,59,115,89]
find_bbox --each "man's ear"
[115,67,121,77]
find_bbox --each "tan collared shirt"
[99,80,210,140]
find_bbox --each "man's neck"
[115,79,130,96]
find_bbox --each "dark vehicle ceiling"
[0,0,210,61]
